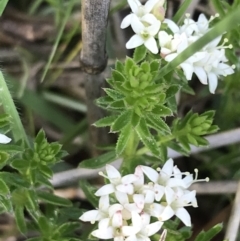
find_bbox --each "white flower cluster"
[121,0,165,54]
[163,14,235,94]
[0,133,11,144]
[121,0,235,93]
[79,159,208,241]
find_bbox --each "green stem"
[121,130,139,171]
[0,71,29,146]
[136,135,175,156]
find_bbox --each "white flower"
[79,195,109,223]
[122,211,163,241]
[158,186,197,226]
[159,31,185,56]
[92,217,126,241]
[121,0,159,29]
[95,164,137,204]
[126,14,160,54]
[0,133,11,144]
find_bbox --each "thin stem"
[0,71,29,146]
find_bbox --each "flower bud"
[151,0,166,21]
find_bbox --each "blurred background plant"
[0,0,240,240]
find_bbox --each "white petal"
[95,184,115,196]
[208,72,218,94]
[112,211,123,227]
[144,190,155,203]
[165,186,175,204]
[175,207,191,226]
[134,166,144,187]
[144,37,158,54]
[194,66,207,85]
[146,221,163,236]
[122,226,138,236]
[126,35,144,49]
[92,227,114,239]
[181,63,194,80]
[117,183,134,194]
[141,13,158,25]
[183,174,193,188]
[164,19,180,33]
[165,53,177,62]
[79,210,99,222]
[180,190,196,204]
[131,211,143,230]
[159,31,171,47]
[161,159,174,177]
[141,165,159,182]
[109,204,123,217]
[128,0,141,13]
[131,15,145,34]
[106,164,121,179]
[141,212,151,226]
[122,174,137,184]
[99,195,109,211]
[144,0,159,12]
[121,14,133,29]
[159,205,174,221]
[146,20,161,36]
[115,191,129,205]
[99,218,110,229]
[124,203,141,213]
[149,203,164,218]
[133,194,145,210]
[0,134,11,144]
[154,184,164,201]
[167,178,186,188]
[115,236,124,241]
[125,235,138,241]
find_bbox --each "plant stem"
[0,71,29,146]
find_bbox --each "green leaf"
[195,223,222,241]
[112,70,126,82]
[0,179,9,194]
[79,151,116,169]
[115,60,124,73]
[0,151,9,167]
[152,105,173,117]
[15,206,27,234]
[104,88,124,100]
[178,136,191,152]
[147,113,171,134]
[37,191,72,207]
[38,216,52,235]
[0,1,8,20]
[109,100,126,110]
[79,180,98,207]
[166,85,180,99]
[111,109,132,132]
[94,116,118,128]
[150,59,161,73]
[116,124,132,156]
[35,129,45,146]
[136,118,160,157]
[133,45,147,63]
[125,57,135,74]
[39,164,53,178]
[172,0,192,23]
[10,159,29,170]
[56,222,80,236]
[131,112,140,127]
